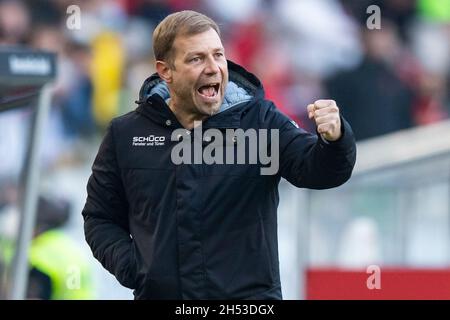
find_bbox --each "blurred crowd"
[1,0,449,152]
[0,0,449,299]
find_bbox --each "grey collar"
[149,80,252,113]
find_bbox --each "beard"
[171,81,223,117]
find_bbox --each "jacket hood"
[135,60,265,128]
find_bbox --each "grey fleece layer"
[148,80,253,113]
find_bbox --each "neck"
[168,98,209,130]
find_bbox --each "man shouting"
[82,10,356,300]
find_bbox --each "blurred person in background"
[27,195,95,299]
[409,0,450,125]
[82,10,356,300]
[271,0,363,133]
[59,41,96,140]
[29,24,91,169]
[0,0,30,45]
[326,21,414,141]
[0,194,95,299]
[339,0,417,43]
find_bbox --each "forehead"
[172,28,223,57]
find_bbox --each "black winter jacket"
[82,61,356,299]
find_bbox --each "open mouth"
[197,82,220,99]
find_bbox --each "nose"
[204,55,220,76]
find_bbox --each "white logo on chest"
[132,135,166,146]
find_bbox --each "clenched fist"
[307,99,342,142]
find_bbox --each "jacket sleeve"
[262,102,357,189]
[81,121,137,289]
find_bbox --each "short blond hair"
[152,10,220,66]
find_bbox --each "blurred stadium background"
[0,0,449,299]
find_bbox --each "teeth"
[197,83,219,96]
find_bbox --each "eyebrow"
[185,47,225,57]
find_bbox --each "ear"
[156,60,173,83]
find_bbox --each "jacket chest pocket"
[201,142,263,178]
[198,130,274,177]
